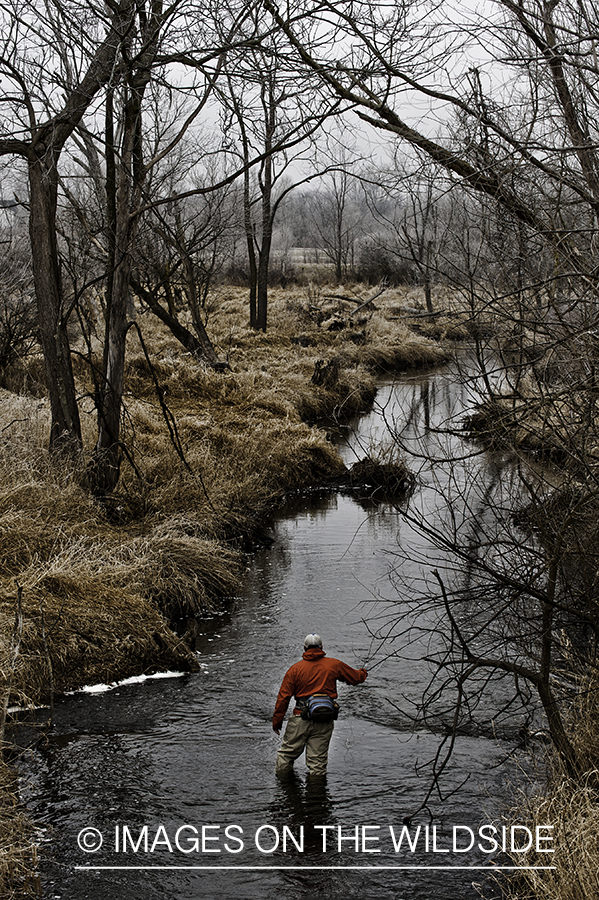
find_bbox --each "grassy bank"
[0,762,37,899]
[458,322,599,900]
[1,286,447,707]
[501,673,599,900]
[0,284,449,896]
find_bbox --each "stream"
[20,358,538,900]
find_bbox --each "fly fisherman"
[273,633,368,778]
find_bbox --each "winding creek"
[21,357,536,900]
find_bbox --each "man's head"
[304,633,323,650]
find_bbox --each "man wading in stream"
[273,634,368,778]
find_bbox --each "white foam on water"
[68,670,188,695]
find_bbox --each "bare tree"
[262,0,599,778]
[219,33,343,330]
[0,0,267,488]
[308,165,361,282]
[133,152,239,363]
[0,215,37,385]
[360,158,457,306]
[90,8,225,492]
[264,0,599,279]
[0,0,144,451]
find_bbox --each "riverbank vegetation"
[492,666,599,900]
[0,285,447,896]
[0,287,446,709]
[1,0,599,895]
[0,764,37,900]
[462,325,599,898]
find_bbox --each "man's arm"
[272,666,296,734]
[337,661,368,686]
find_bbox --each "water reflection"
[339,360,548,752]
[269,775,336,858]
[19,358,526,900]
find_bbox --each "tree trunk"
[103,85,117,381]
[424,240,434,314]
[92,218,133,493]
[91,0,165,494]
[92,83,145,492]
[334,192,343,282]
[244,168,259,329]
[256,100,274,333]
[424,279,433,314]
[28,151,82,452]
[256,227,272,333]
[133,279,222,365]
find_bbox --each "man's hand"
[273,725,280,735]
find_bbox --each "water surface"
[22,361,530,900]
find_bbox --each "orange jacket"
[273,648,367,730]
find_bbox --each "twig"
[350,284,388,316]
[39,600,54,729]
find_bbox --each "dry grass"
[0,283,450,895]
[0,761,38,899]
[498,667,599,900]
[502,771,599,900]
[0,286,447,706]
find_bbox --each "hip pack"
[301,694,339,723]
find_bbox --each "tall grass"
[503,774,599,900]
[0,284,448,894]
[502,668,599,900]
[0,287,447,705]
[0,761,38,898]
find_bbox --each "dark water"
[20,361,535,900]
